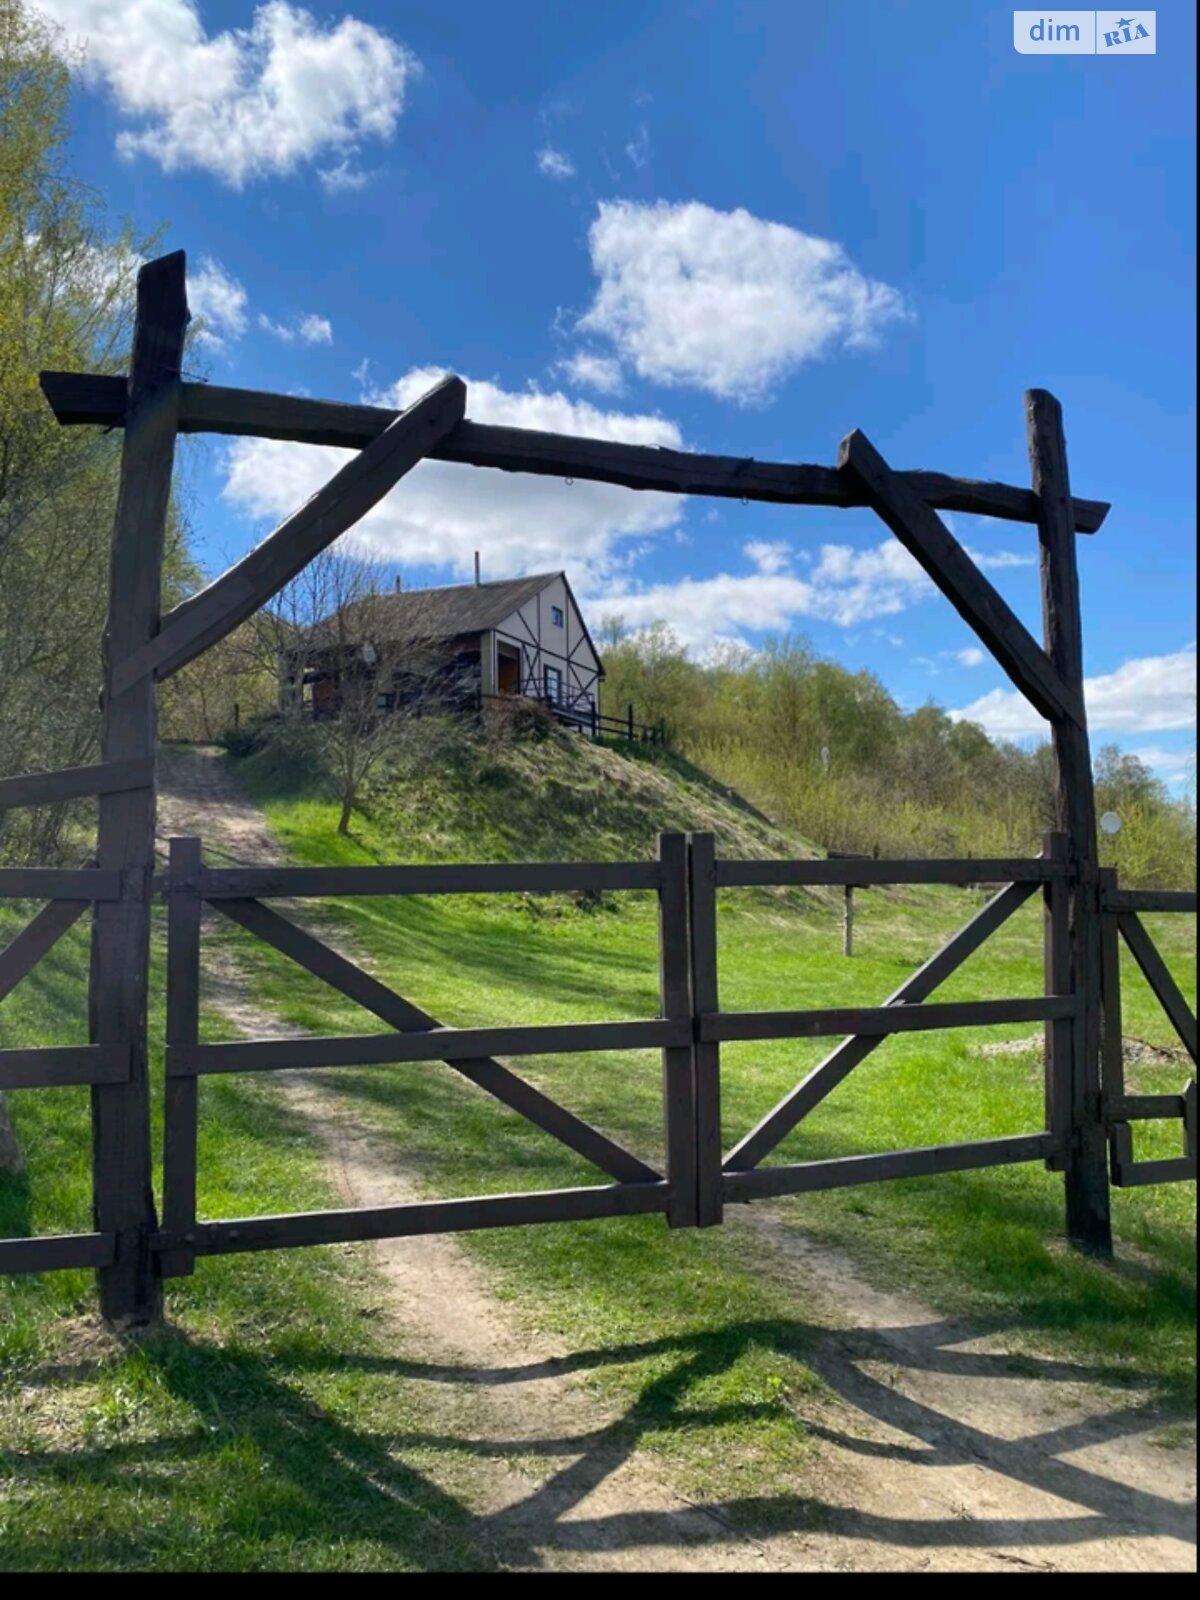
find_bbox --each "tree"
[0,0,193,861]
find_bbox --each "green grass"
[1,729,1195,1570]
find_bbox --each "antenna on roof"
[474,551,481,587]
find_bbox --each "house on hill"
[281,570,606,729]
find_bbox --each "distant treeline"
[598,621,1196,888]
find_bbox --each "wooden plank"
[1110,1119,1195,1188]
[161,839,202,1279]
[195,859,661,899]
[688,832,722,1227]
[212,896,658,1185]
[1098,874,1125,1122]
[1028,388,1112,1254]
[1044,833,1073,1171]
[38,371,1112,532]
[1102,889,1197,915]
[658,833,698,1226]
[724,1133,1056,1201]
[0,870,121,900]
[0,1232,116,1275]
[171,1019,686,1077]
[704,995,1073,1044]
[839,428,1084,728]
[1118,914,1198,1062]
[0,758,153,813]
[725,880,1038,1170]
[89,248,188,1326]
[715,857,1061,888]
[0,899,88,1003]
[110,376,467,696]
[166,1181,670,1257]
[0,1046,130,1090]
[1107,1094,1187,1123]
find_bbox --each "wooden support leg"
[1028,389,1113,1256]
[688,832,722,1227]
[90,251,188,1325]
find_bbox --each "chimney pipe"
[474,551,481,587]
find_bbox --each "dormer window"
[551,605,564,627]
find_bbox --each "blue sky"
[36,0,1197,784]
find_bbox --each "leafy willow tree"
[0,0,194,862]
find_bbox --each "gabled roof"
[304,572,563,648]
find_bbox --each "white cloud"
[1126,746,1196,786]
[955,646,986,668]
[743,540,792,576]
[964,546,1036,571]
[951,645,1197,737]
[625,124,651,170]
[319,159,370,194]
[33,1,417,187]
[189,257,248,345]
[537,146,575,180]
[257,311,333,345]
[222,368,684,587]
[591,537,951,651]
[555,351,625,395]
[577,200,910,402]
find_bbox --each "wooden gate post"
[90,252,188,1324]
[1028,390,1113,1256]
[687,832,723,1227]
[658,833,698,1227]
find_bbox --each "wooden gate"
[1,247,1195,1323]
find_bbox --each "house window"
[551,605,564,627]
[544,665,563,704]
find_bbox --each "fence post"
[843,884,854,957]
[687,832,723,1227]
[627,703,634,741]
[1028,390,1112,1255]
[162,837,202,1279]
[1042,831,1071,1170]
[90,251,188,1325]
[658,834,698,1227]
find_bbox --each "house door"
[497,643,521,695]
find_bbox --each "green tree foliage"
[0,0,194,862]
[600,620,1196,887]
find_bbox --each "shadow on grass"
[7,1304,1194,1570]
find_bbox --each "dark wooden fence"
[1,248,1193,1324]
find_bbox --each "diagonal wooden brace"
[0,898,89,1004]
[110,375,467,696]
[838,429,1085,729]
[211,896,660,1185]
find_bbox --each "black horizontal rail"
[0,1044,131,1090]
[1101,889,1197,915]
[716,857,1066,888]
[0,868,123,900]
[1105,1093,1188,1123]
[177,860,662,900]
[169,1019,688,1077]
[0,1232,116,1274]
[702,996,1074,1044]
[154,1180,670,1257]
[723,1133,1056,1200]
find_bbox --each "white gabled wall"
[490,576,602,714]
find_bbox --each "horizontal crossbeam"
[716,857,1063,888]
[0,758,153,813]
[0,869,122,900]
[704,995,1073,1044]
[38,370,1111,532]
[169,1019,687,1077]
[213,896,659,1184]
[0,1232,116,1274]
[724,880,1040,1169]
[180,860,661,899]
[1101,889,1197,915]
[153,1181,670,1256]
[723,1133,1056,1200]
[0,1045,131,1090]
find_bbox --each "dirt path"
[155,746,1197,1573]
